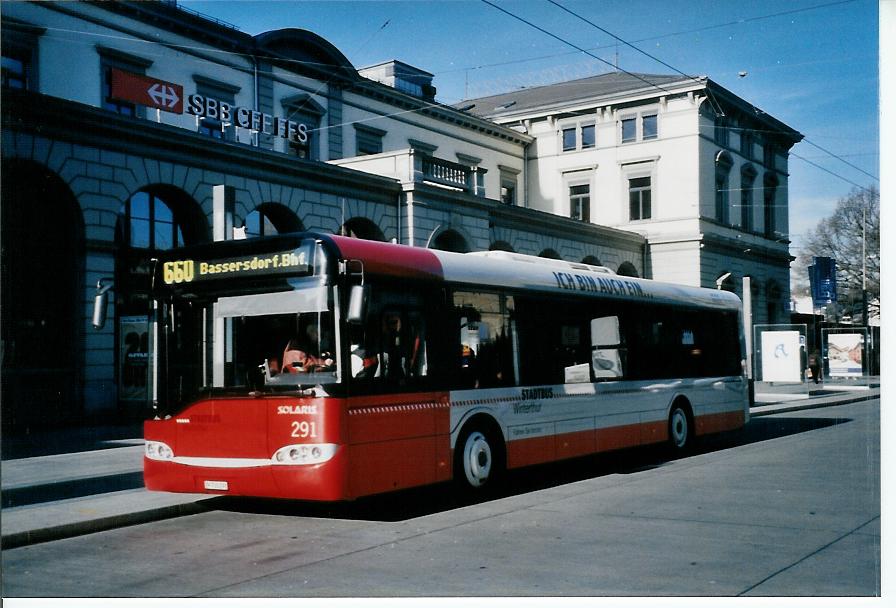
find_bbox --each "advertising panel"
[119,315,150,402]
[828,333,864,377]
[760,330,802,382]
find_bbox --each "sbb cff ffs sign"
[109,68,183,113]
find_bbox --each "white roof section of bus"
[433,249,742,311]
[466,250,615,275]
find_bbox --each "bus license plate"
[204,480,229,491]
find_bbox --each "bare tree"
[795,186,880,319]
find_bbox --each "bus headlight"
[271,444,337,465]
[145,440,174,461]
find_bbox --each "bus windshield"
[158,280,341,413]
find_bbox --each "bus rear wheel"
[455,425,503,491]
[668,403,693,453]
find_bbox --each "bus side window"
[453,291,517,389]
[560,323,591,383]
[591,315,625,380]
[378,309,426,382]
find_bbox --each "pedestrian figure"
[808,350,822,384]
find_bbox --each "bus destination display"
[162,247,312,285]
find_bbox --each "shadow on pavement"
[206,415,850,523]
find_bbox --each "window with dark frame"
[562,127,577,151]
[2,24,41,91]
[715,171,730,224]
[243,209,279,239]
[621,117,636,143]
[120,191,185,251]
[741,168,756,232]
[99,49,152,119]
[355,124,385,156]
[715,118,729,147]
[628,176,651,221]
[194,77,238,141]
[103,66,137,117]
[740,130,753,159]
[1,53,28,89]
[501,178,516,205]
[569,183,590,222]
[642,114,657,140]
[287,109,320,160]
[581,124,595,148]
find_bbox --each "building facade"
[2,1,646,431]
[460,72,803,325]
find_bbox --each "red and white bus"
[141,233,748,500]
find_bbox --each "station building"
[460,72,803,325]
[1,0,798,431]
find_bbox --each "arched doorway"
[339,217,386,241]
[539,248,562,260]
[1,160,84,432]
[114,186,206,418]
[431,229,470,253]
[489,241,515,252]
[582,255,602,266]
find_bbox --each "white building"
[459,72,803,323]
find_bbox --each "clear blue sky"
[181,0,880,255]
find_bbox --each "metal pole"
[743,276,753,379]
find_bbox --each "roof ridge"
[458,71,690,104]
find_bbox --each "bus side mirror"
[92,279,114,329]
[347,284,368,324]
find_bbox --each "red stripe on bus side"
[695,410,744,435]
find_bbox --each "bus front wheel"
[455,424,504,491]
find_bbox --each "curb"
[750,391,880,418]
[1,498,213,550]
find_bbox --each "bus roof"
[326,234,742,312]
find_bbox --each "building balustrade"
[332,148,487,197]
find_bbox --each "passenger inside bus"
[281,319,335,374]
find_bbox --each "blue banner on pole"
[808,257,837,307]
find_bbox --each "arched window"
[339,218,386,241]
[617,262,639,277]
[490,241,515,252]
[243,209,279,239]
[538,248,562,260]
[582,255,602,266]
[119,191,185,250]
[237,203,304,240]
[432,229,470,253]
